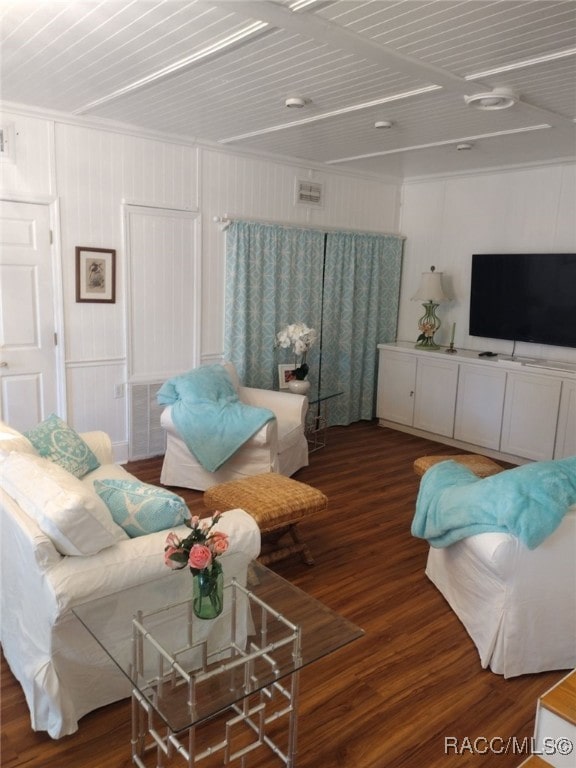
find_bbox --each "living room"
[1,2,575,766]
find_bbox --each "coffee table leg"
[131,688,146,767]
[286,669,300,768]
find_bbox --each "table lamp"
[412,266,448,350]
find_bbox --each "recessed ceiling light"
[464,87,519,110]
[285,96,307,108]
[374,120,393,129]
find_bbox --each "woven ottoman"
[204,473,327,566]
[413,454,503,478]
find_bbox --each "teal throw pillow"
[94,479,188,537]
[25,413,100,479]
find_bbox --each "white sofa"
[426,507,576,678]
[0,420,260,738]
[160,362,309,491]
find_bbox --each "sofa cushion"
[94,478,189,537]
[25,414,100,478]
[0,452,126,556]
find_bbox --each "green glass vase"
[192,561,224,619]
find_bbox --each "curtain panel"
[225,220,403,425]
[321,231,403,425]
[224,221,325,389]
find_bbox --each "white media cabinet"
[377,342,576,464]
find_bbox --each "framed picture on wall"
[278,364,296,390]
[75,247,116,303]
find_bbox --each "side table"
[305,390,343,452]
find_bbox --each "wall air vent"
[295,179,323,207]
[129,381,166,459]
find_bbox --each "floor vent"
[129,382,166,460]
[295,179,323,207]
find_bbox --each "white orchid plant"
[276,322,317,380]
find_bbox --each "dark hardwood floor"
[1,421,567,767]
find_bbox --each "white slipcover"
[160,362,309,490]
[0,424,261,738]
[426,506,576,678]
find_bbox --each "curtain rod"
[213,214,406,239]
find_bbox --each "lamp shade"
[412,269,448,303]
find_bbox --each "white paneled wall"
[200,147,401,357]
[0,110,54,198]
[125,205,200,381]
[5,102,574,458]
[399,163,576,365]
[52,122,198,454]
[66,361,127,455]
[55,123,198,364]
[1,107,400,457]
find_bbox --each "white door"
[0,200,59,431]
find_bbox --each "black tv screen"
[469,253,576,348]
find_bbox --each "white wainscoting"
[66,359,128,460]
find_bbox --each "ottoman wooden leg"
[259,524,315,567]
[288,525,315,566]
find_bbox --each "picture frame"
[278,363,296,390]
[75,247,116,303]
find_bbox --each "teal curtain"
[320,231,403,425]
[224,221,325,388]
[225,221,403,424]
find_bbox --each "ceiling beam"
[214,0,575,133]
[211,0,488,96]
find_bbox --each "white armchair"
[160,363,309,491]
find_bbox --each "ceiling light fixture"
[285,96,307,108]
[220,85,440,144]
[374,120,393,129]
[464,87,519,110]
[456,143,473,151]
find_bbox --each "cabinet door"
[554,379,576,459]
[501,372,562,461]
[454,364,506,449]
[376,350,416,426]
[413,358,458,437]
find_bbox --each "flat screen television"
[469,253,576,349]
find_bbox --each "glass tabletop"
[72,562,363,734]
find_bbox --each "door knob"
[0,361,8,368]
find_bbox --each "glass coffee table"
[73,562,363,768]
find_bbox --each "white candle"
[450,322,456,344]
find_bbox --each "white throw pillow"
[0,421,38,455]
[0,452,127,556]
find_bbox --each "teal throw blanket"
[157,365,274,472]
[411,457,576,549]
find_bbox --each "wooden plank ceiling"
[1,0,575,178]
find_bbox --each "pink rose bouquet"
[164,512,229,575]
